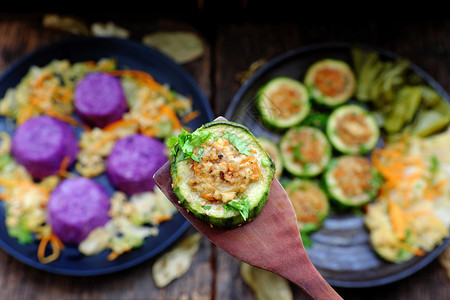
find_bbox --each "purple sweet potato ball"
[11,115,78,179]
[47,177,110,244]
[74,72,128,128]
[106,134,167,195]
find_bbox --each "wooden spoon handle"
[274,250,343,300]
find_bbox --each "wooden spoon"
[153,120,342,300]
[154,163,343,299]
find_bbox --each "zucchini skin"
[170,120,275,229]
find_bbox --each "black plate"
[225,42,450,288]
[0,37,215,276]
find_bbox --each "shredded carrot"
[103,118,138,132]
[44,109,78,125]
[107,247,131,261]
[155,215,174,223]
[141,127,159,137]
[160,104,182,129]
[107,251,120,261]
[181,110,200,124]
[37,233,65,264]
[58,156,72,178]
[399,243,425,256]
[389,200,406,241]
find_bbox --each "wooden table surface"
[1,10,450,300]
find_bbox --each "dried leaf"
[236,59,267,84]
[142,31,204,64]
[152,233,202,287]
[241,262,293,300]
[439,244,450,280]
[91,22,130,39]
[42,14,90,35]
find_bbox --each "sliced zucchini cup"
[326,104,380,155]
[323,155,383,208]
[304,58,356,107]
[285,178,330,233]
[256,77,310,129]
[280,126,332,177]
[169,120,275,229]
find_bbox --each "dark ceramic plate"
[225,42,450,288]
[0,37,215,276]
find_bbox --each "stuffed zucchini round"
[324,155,382,207]
[285,178,329,233]
[304,58,355,107]
[326,104,380,155]
[256,77,310,129]
[168,120,275,228]
[280,126,332,177]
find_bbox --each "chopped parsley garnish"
[166,128,213,162]
[221,132,252,156]
[224,199,250,221]
[429,155,439,173]
[167,129,254,163]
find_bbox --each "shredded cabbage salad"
[0,58,197,263]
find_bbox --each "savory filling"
[332,156,374,197]
[314,68,349,97]
[267,84,304,118]
[288,183,326,224]
[188,137,262,203]
[289,129,325,166]
[336,112,372,146]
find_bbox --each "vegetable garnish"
[37,233,65,264]
[166,128,213,162]
[221,132,252,156]
[224,199,251,221]
[167,129,253,162]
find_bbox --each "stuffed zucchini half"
[304,58,355,107]
[168,120,275,228]
[285,178,329,233]
[324,155,383,208]
[280,126,332,177]
[257,77,310,129]
[327,104,380,155]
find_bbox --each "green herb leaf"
[429,155,439,173]
[203,206,211,210]
[7,217,33,244]
[221,132,251,156]
[300,231,313,248]
[166,129,212,162]
[224,199,250,221]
